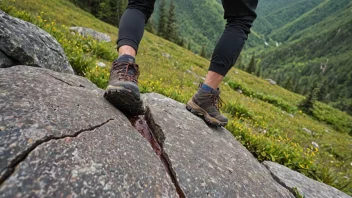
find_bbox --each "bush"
[226,120,335,186]
[223,102,253,120]
[228,81,297,113]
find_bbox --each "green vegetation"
[227,81,297,113]
[63,0,352,115]
[249,0,352,115]
[2,0,351,195]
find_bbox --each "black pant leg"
[209,0,258,76]
[117,0,156,53]
[127,0,156,21]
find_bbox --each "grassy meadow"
[1,0,351,194]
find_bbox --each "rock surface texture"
[70,27,111,42]
[0,51,15,68]
[0,66,176,197]
[0,10,73,73]
[263,161,351,198]
[1,66,349,198]
[142,93,295,198]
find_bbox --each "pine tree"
[178,37,184,47]
[97,0,111,21]
[299,86,319,115]
[146,18,156,34]
[255,66,261,77]
[284,77,293,90]
[157,0,167,38]
[246,54,256,74]
[187,40,191,51]
[317,80,328,102]
[200,45,206,58]
[117,0,128,25]
[165,0,178,42]
[234,54,242,69]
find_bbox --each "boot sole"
[104,85,144,116]
[186,100,227,127]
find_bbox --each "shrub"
[228,81,297,113]
[223,102,253,120]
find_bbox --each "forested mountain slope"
[255,0,352,114]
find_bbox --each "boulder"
[263,161,351,198]
[0,66,176,197]
[0,51,15,68]
[142,93,294,197]
[266,79,277,85]
[0,10,73,74]
[70,27,111,42]
[2,66,347,197]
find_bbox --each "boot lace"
[211,94,224,110]
[111,62,140,84]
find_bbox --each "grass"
[2,0,352,195]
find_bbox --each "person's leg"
[207,0,258,88]
[187,0,258,126]
[104,0,156,116]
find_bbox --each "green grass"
[2,0,352,195]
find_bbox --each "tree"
[97,0,111,21]
[246,54,256,74]
[234,54,243,70]
[299,86,319,115]
[200,45,206,58]
[187,40,191,51]
[116,0,128,25]
[284,77,293,90]
[165,0,178,42]
[317,80,328,102]
[178,37,185,47]
[146,18,156,34]
[157,0,167,37]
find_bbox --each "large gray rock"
[70,27,111,42]
[0,51,15,68]
[0,10,74,74]
[263,161,351,198]
[142,93,294,198]
[0,66,176,197]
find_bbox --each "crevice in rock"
[46,73,85,88]
[262,163,298,197]
[0,119,113,185]
[129,107,186,198]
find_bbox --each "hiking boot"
[103,60,144,115]
[186,87,228,126]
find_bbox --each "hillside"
[1,0,351,195]
[155,0,352,115]
[254,0,352,114]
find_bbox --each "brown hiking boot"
[103,60,144,115]
[186,87,228,126]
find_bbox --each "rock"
[312,141,319,148]
[0,51,15,68]
[96,62,106,67]
[263,161,351,198]
[237,89,243,94]
[70,27,111,42]
[161,53,171,58]
[303,127,313,135]
[142,93,294,197]
[0,10,73,74]
[0,66,176,197]
[2,66,344,198]
[266,79,277,85]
